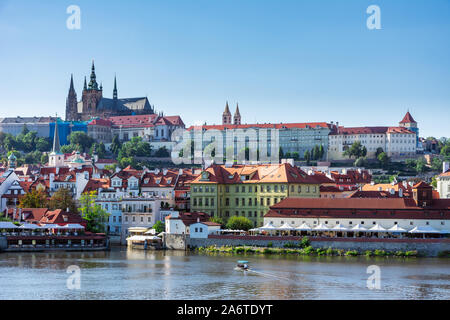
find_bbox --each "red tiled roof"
[187,122,331,131]
[191,163,320,185]
[89,119,112,127]
[167,211,211,226]
[399,112,417,124]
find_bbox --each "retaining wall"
[189,235,450,257]
[163,234,188,250]
[0,237,6,251]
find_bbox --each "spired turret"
[222,101,232,125]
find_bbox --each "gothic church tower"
[65,74,78,121]
[222,102,232,125]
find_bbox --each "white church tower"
[48,121,65,168]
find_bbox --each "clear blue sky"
[0,0,449,138]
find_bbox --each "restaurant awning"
[19,223,43,230]
[408,226,442,234]
[126,235,161,241]
[368,224,387,232]
[313,223,330,231]
[40,224,64,229]
[276,222,295,231]
[351,224,368,232]
[62,224,85,229]
[332,224,348,232]
[295,223,312,231]
[259,223,276,231]
[387,225,407,233]
[0,222,19,229]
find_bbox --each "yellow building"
[190,163,321,227]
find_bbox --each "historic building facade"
[65,62,155,122]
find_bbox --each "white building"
[328,112,418,161]
[189,221,221,238]
[437,162,450,199]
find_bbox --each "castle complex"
[65,62,155,121]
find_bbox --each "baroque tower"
[65,74,78,121]
[222,102,232,125]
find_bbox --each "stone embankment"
[189,235,450,257]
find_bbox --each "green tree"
[210,217,225,228]
[354,157,366,167]
[152,220,165,234]
[375,147,384,158]
[48,188,78,213]
[91,142,107,159]
[61,144,80,154]
[431,157,443,172]
[319,145,324,160]
[343,141,366,159]
[226,216,253,231]
[110,135,122,156]
[416,159,427,173]
[19,189,48,208]
[292,152,300,161]
[40,153,49,165]
[36,137,51,152]
[377,152,389,168]
[304,150,311,165]
[441,145,450,157]
[69,131,94,152]
[154,146,170,158]
[78,191,110,233]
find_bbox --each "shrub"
[316,248,326,256]
[345,250,359,256]
[326,247,334,256]
[263,248,274,254]
[405,250,418,257]
[374,249,387,257]
[303,246,315,255]
[437,250,450,258]
[394,251,404,257]
[267,242,273,248]
[283,242,296,248]
[364,250,373,257]
[300,236,310,248]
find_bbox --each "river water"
[0,247,448,300]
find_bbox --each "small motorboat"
[235,260,250,271]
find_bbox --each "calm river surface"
[0,247,449,300]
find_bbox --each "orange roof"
[191,163,320,185]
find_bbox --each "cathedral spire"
[69,74,75,92]
[83,76,87,91]
[88,60,99,90]
[222,101,232,125]
[233,103,241,125]
[113,75,118,100]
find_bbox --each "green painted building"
[190,163,321,227]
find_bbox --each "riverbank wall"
[0,237,6,252]
[163,233,188,250]
[189,235,450,257]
